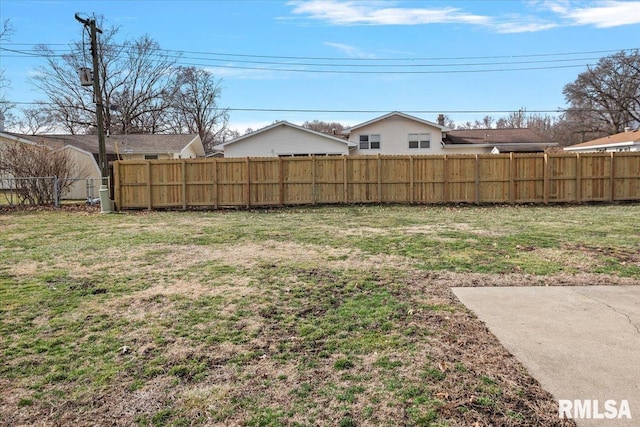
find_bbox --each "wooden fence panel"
[548,154,577,202]
[216,159,247,206]
[184,159,217,207]
[380,156,410,203]
[579,153,611,202]
[282,157,313,204]
[413,156,445,203]
[347,157,379,203]
[478,154,510,203]
[613,152,640,200]
[113,152,640,210]
[513,154,544,203]
[250,158,280,206]
[116,161,149,209]
[314,157,345,203]
[149,161,182,208]
[446,156,477,203]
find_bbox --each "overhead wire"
[1,43,637,74]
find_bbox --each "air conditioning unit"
[78,67,94,86]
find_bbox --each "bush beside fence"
[113,152,640,210]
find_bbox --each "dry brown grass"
[5,204,638,426]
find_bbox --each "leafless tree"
[13,105,57,135]
[0,19,15,122]
[563,50,640,134]
[168,66,229,152]
[474,115,494,129]
[0,142,79,205]
[108,35,178,134]
[496,108,527,128]
[302,120,345,135]
[30,19,179,135]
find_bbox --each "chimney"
[624,126,631,133]
[437,114,445,126]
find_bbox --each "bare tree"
[14,105,57,135]
[0,19,15,123]
[0,142,78,205]
[168,66,229,152]
[496,108,527,128]
[302,120,345,135]
[563,50,640,134]
[474,115,494,129]
[108,35,178,134]
[30,20,179,135]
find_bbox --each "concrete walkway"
[452,286,640,427]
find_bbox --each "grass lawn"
[1,204,638,426]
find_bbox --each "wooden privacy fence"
[113,152,640,210]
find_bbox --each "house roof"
[343,111,449,134]
[220,121,357,148]
[5,133,203,156]
[564,129,640,151]
[444,128,554,145]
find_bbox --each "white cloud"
[287,0,640,33]
[287,1,491,26]
[323,42,377,58]
[561,1,640,27]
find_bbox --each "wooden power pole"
[75,14,112,212]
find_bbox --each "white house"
[564,128,640,153]
[343,112,450,155]
[342,112,556,155]
[220,121,356,158]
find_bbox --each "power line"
[0,47,602,74]
[0,46,607,68]
[3,101,637,115]
[3,42,635,62]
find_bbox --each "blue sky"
[2,0,640,132]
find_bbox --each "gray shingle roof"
[445,128,553,145]
[12,133,199,155]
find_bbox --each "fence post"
[575,153,582,203]
[245,157,251,209]
[278,156,284,206]
[377,154,382,203]
[343,156,348,203]
[609,152,615,202]
[409,156,414,204]
[475,154,480,205]
[509,152,515,204]
[146,161,152,210]
[442,155,448,203]
[543,153,549,205]
[53,176,60,208]
[212,158,218,209]
[113,162,120,211]
[311,155,317,205]
[182,160,187,210]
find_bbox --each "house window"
[359,134,381,150]
[145,155,159,160]
[409,133,430,149]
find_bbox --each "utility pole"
[75,13,113,212]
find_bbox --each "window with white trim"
[359,134,381,150]
[409,133,430,149]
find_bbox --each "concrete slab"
[452,286,640,427]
